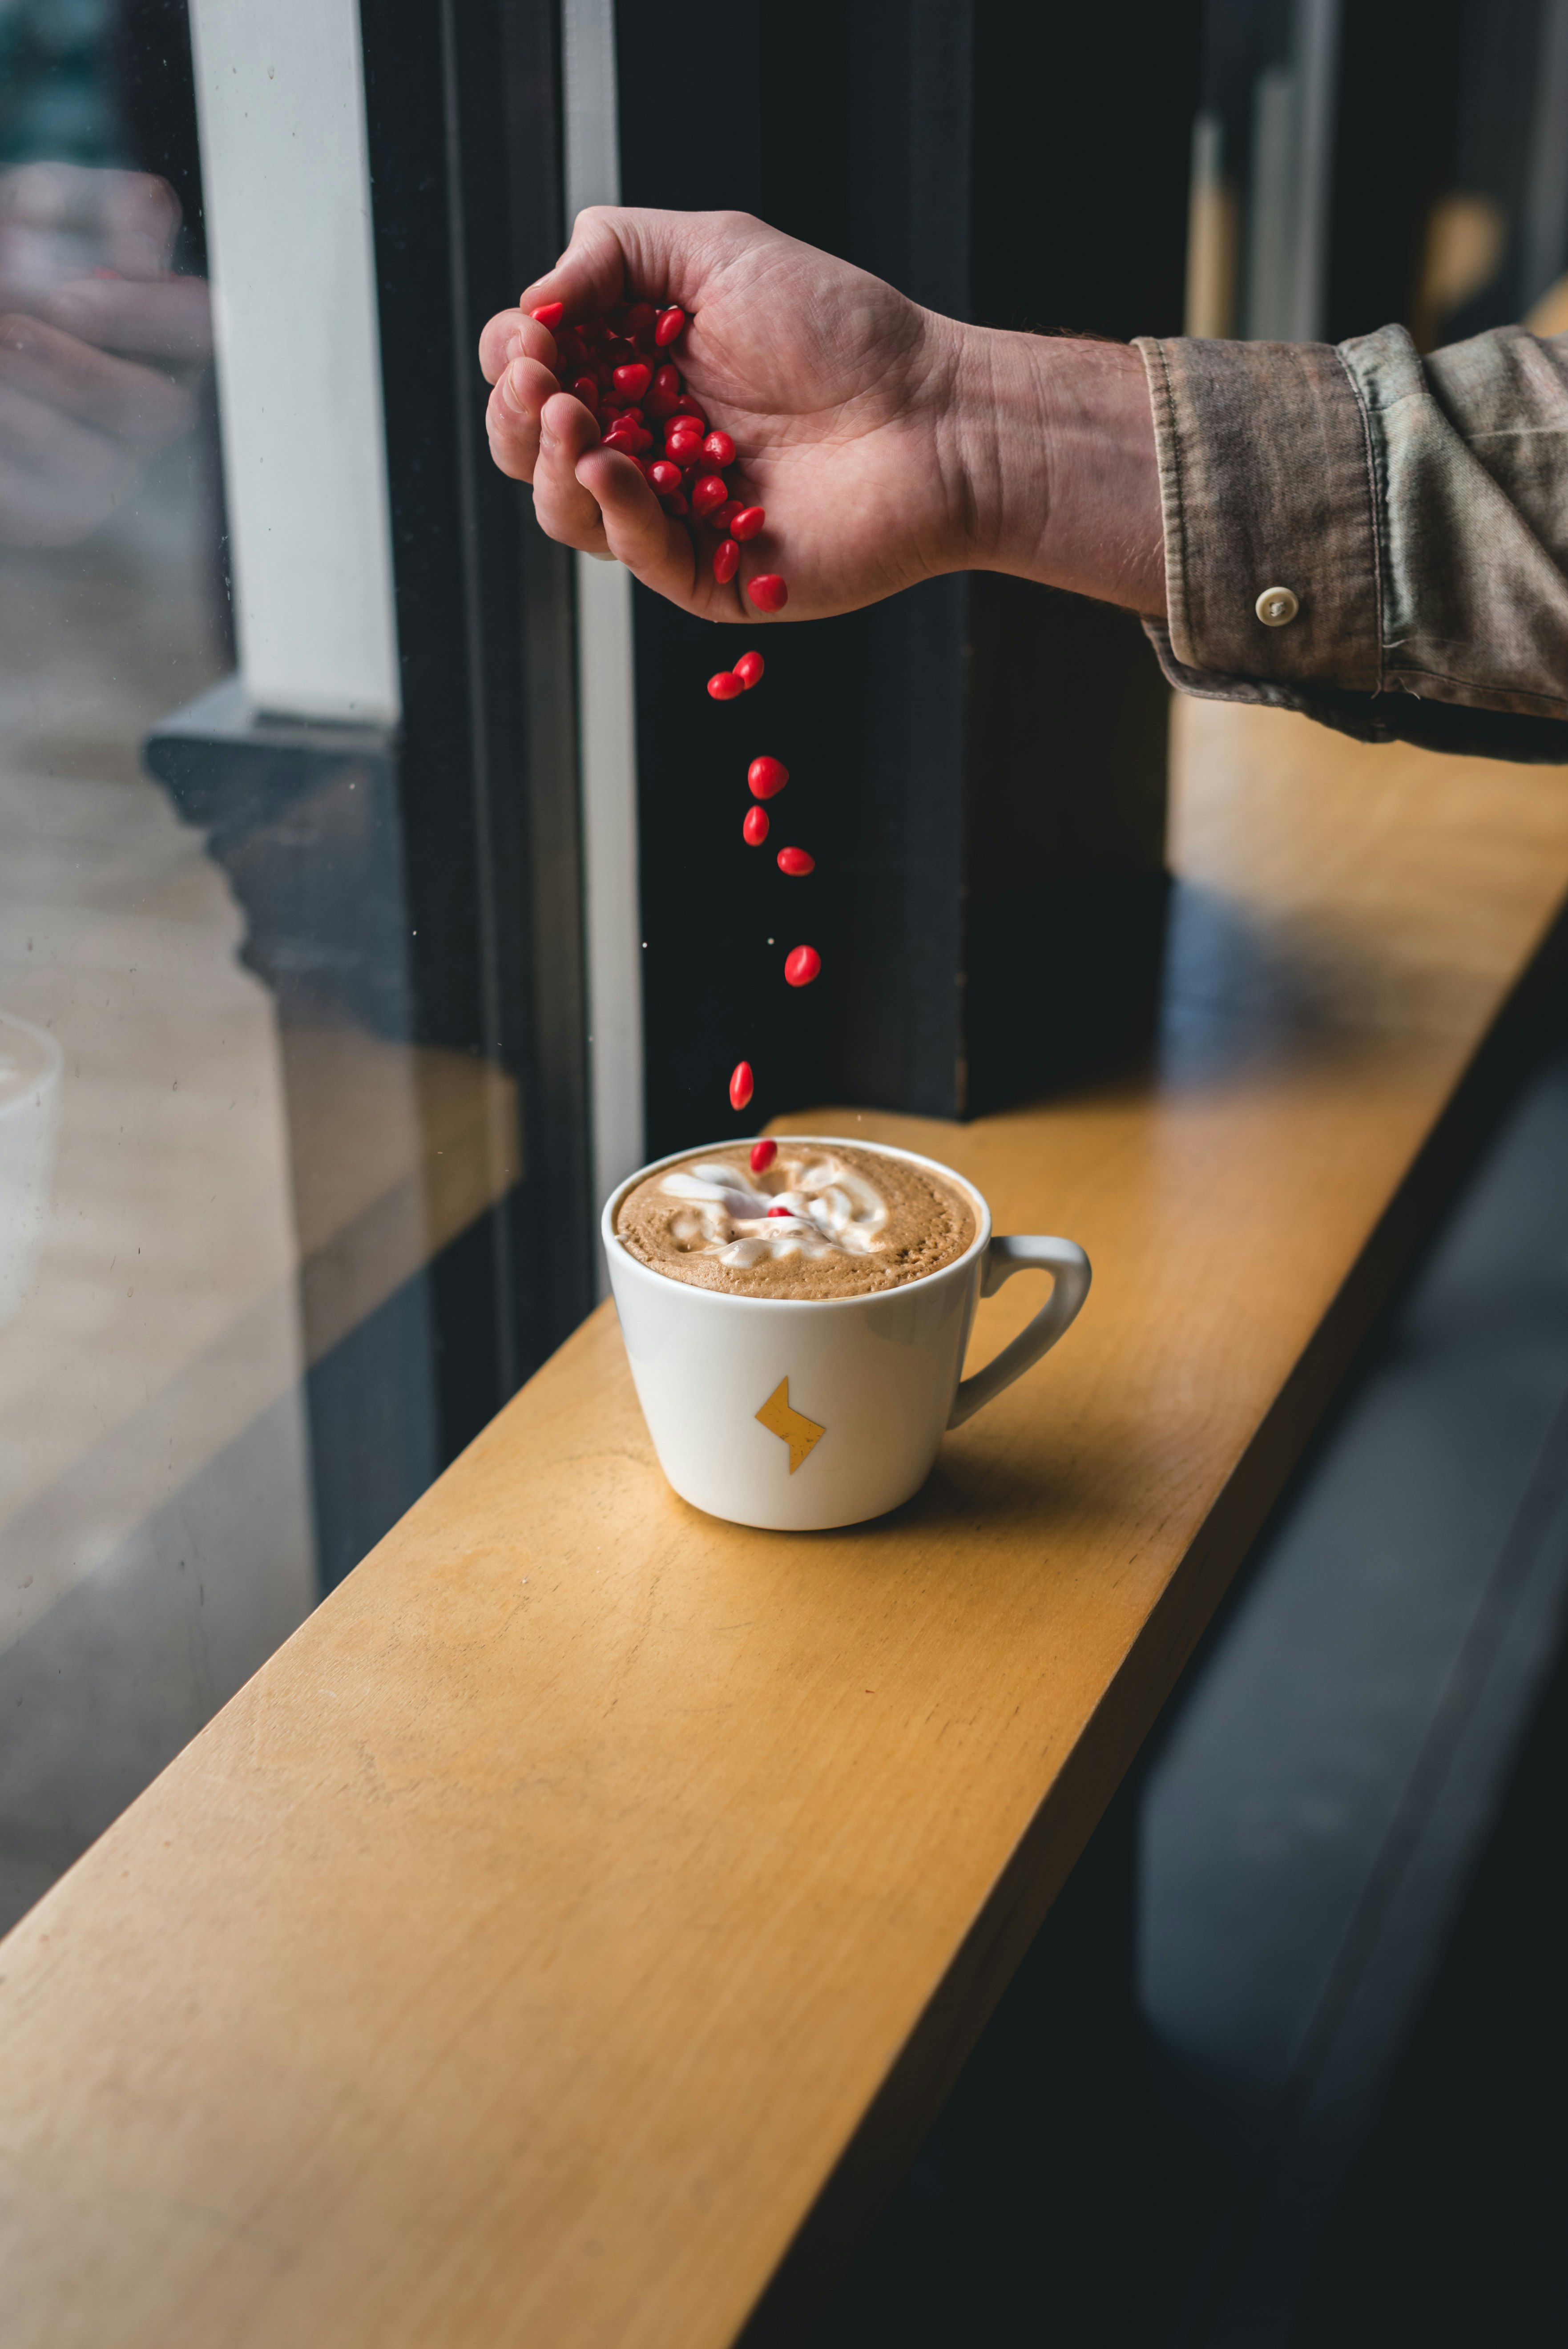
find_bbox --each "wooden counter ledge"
[4,701,1568,2349]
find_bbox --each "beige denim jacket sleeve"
[1134,324,1568,763]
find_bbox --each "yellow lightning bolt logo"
[755,1378,826,1474]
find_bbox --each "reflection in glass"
[0,1,538,1934]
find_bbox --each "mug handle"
[946,1236,1092,1430]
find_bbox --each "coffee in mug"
[604,1136,1090,1530]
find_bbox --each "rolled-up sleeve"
[1134,323,1568,762]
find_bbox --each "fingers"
[485,383,540,483]
[531,387,618,551]
[0,379,133,547]
[495,364,699,596]
[99,172,183,278]
[0,162,180,271]
[478,306,557,387]
[485,347,576,484]
[518,206,644,329]
[517,204,773,325]
[41,275,211,363]
[0,314,191,445]
[575,442,698,601]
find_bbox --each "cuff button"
[1256,585,1300,627]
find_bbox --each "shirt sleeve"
[1133,323,1568,764]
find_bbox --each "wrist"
[945,321,1167,616]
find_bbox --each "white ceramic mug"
[602,1137,1091,1531]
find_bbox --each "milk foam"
[659,1151,889,1269]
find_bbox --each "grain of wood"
[2,700,1567,2349]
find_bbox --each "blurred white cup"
[0,1012,63,1328]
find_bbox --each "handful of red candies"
[532,297,786,609]
[532,292,816,1124]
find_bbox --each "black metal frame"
[360,0,593,1394]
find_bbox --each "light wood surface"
[4,699,1568,2349]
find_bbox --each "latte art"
[660,1154,889,1267]
[614,1140,976,1299]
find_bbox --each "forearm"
[1139,324,1568,763]
[945,322,1166,615]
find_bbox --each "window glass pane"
[0,0,584,1933]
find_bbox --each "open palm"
[480,208,970,624]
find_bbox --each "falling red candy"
[750,1139,778,1172]
[747,755,789,799]
[766,1205,795,1219]
[541,302,819,1126]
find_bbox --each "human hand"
[480,207,974,624]
[0,164,211,547]
[480,206,1165,623]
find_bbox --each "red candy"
[531,301,564,329]
[750,1138,778,1172]
[570,375,601,411]
[672,395,707,423]
[777,846,815,875]
[624,301,657,341]
[713,537,740,584]
[747,755,788,799]
[742,806,770,845]
[701,430,735,469]
[711,500,744,533]
[734,650,765,689]
[784,945,821,987]
[708,670,743,700]
[731,506,765,541]
[748,574,788,613]
[691,474,729,518]
[766,1205,794,1219]
[647,459,682,493]
[663,490,689,515]
[612,361,652,401]
[729,1061,754,1111]
[655,306,686,346]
